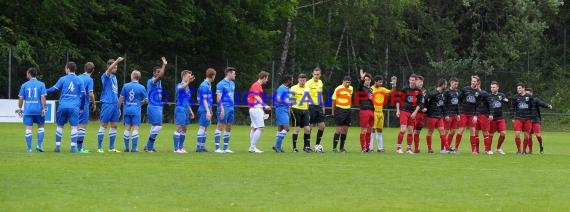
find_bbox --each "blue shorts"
[198,110,211,127]
[275,107,290,126]
[175,106,190,126]
[57,107,79,126]
[123,114,141,126]
[147,106,163,125]
[23,115,45,126]
[78,106,89,125]
[216,107,234,124]
[101,103,120,123]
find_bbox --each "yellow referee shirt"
[332,85,353,109]
[290,84,309,110]
[306,79,323,106]
[371,86,391,112]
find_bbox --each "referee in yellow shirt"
[370,75,395,152]
[290,74,312,153]
[331,76,354,152]
[306,67,326,152]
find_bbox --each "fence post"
[123,53,127,85]
[8,47,12,99]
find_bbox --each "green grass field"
[1,122,570,211]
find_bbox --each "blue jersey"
[78,73,94,110]
[275,84,291,110]
[101,73,118,104]
[51,73,85,109]
[216,79,235,108]
[198,80,213,112]
[18,78,47,115]
[176,82,192,108]
[120,81,148,115]
[147,77,163,107]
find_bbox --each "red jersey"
[247,81,263,108]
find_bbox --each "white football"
[315,144,324,153]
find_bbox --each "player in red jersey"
[489,81,509,154]
[413,75,427,153]
[395,74,423,154]
[444,78,460,153]
[424,79,448,153]
[510,83,534,154]
[455,76,483,154]
[525,88,553,154]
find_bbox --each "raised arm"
[106,57,124,76]
[153,57,167,83]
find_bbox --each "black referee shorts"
[334,108,351,126]
[309,105,325,124]
[290,108,310,128]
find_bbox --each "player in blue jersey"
[272,75,293,153]
[97,57,124,153]
[144,57,167,152]
[46,62,86,153]
[119,70,148,152]
[17,68,47,152]
[173,70,195,153]
[76,62,97,153]
[214,67,236,153]
[196,68,216,152]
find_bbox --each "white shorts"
[249,107,265,128]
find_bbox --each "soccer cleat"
[377,149,385,153]
[428,150,435,154]
[35,146,44,152]
[78,148,90,154]
[108,149,121,153]
[179,148,188,153]
[396,149,403,154]
[70,147,77,153]
[496,149,506,155]
[145,148,157,153]
[54,146,61,153]
[249,148,263,153]
[27,148,33,153]
[272,146,280,153]
[293,148,299,153]
[339,149,347,153]
[223,149,234,153]
[516,151,522,155]
[97,149,104,153]
[215,149,225,153]
[414,150,421,154]
[540,146,544,154]
[471,151,479,155]
[405,150,414,154]
[439,150,449,154]
[123,149,130,153]
[131,150,138,153]
[303,147,314,153]
[485,150,494,155]
[174,149,182,153]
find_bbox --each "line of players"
[394,74,553,155]
[17,60,552,155]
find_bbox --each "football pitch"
[1,123,569,211]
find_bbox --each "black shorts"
[309,105,325,124]
[334,108,351,126]
[290,108,310,127]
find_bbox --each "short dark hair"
[66,62,77,72]
[437,78,447,87]
[225,67,237,75]
[450,77,459,83]
[153,66,161,73]
[525,87,533,92]
[298,73,307,79]
[409,74,417,80]
[416,75,424,81]
[282,75,292,83]
[313,67,321,73]
[364,74,372,80]
[517,82,526,88]
[490,81,499,86]
[84,62,95,73]
[374,75,383,82]
[27,67,38,78]
[107,59,115,66]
